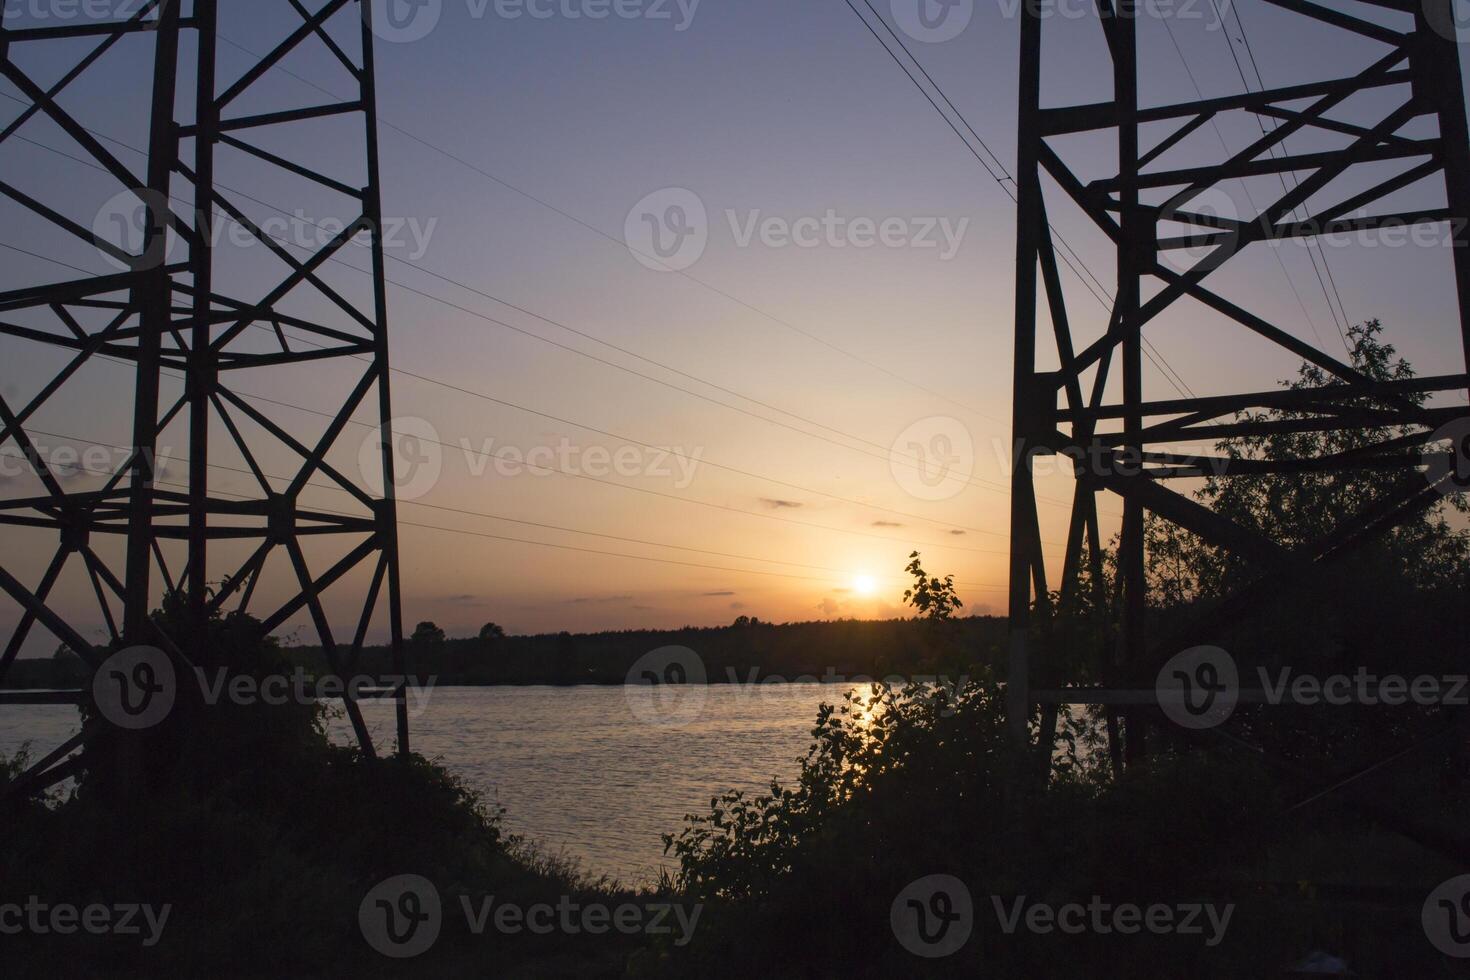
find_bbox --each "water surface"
[0,684,851,884]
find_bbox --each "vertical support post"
[123,0,181,644]
[1417,0,1470,397]
[359,0,411,758]
[188,0,218,660]
[1113,0,1147,764]
[1008,0,1043,747]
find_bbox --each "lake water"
[0,684,854,886]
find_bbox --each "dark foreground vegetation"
[654,324,1470,978]
[2,594,681,977]
[4,324,1468,976]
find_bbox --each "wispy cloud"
[872,520,903,528]
[759,498,803,509]
[702,590,736,597]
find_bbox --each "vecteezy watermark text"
[358,875,701,958]
[357,417,705,503]
[0,898,171,947]
[1156,646,1470,730]
[367,0,702,43]
[623,645,971,727]
[460,895,701,944]
[458,436,704,488]
[0,442,173,484]
[624,188,971,272]
[93,192,437,272]
[92,645,436,731]
[991,895,1234,947]
[889,0,1235,45]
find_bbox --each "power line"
[1232,0,1354,341]
[0,93,1062,508]
[204,30,997,422]
[842,0,1199,401]
[1,239,1045,555]
[0,446,1011,594]
[17,425,1017,572]
[1156,13,1336,357]
[1206,0,1355,353]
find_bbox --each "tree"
[478,622,505,642]
[1141,320,1470,605]
[411,621,446,651]
[50,642,86,684]
[902,551,963,621]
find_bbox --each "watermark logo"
[93,654,433,731]
[625,189,967,271]
[461,895,702,943]
[191,669,437,719]
[991,0,1234,28]
[1422,0,1470,43]
[457,436,704,488]
[0,898,171,947]
[2,0,175,28]
[891,874,973,958]
[891,416,974,501]
[1157,646,1470,730]
[625,187,708,272]
[360,874,443,958]
[0,440,174,485]
[360,417,443,501]
[1158,187,1240,274]
[625,645,707,727]
[368,0,443,42]
[1157,645,1238,730]
[725,209,969,259]
[1426,418,1470,497]
[720,668,970,717]
[891,0,974,43]
[93,645,176,730]
[492,0,702,29]
[1424,875,1470,957]
[92,188,177,273]
[993,895,1233,945]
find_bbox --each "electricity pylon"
[0,0,411,795]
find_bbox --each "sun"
[852,573,878,597]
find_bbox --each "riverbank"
[3,615,1005,690]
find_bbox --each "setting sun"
[852,574,878,597]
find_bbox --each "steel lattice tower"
[1008,0,1470,760]
[0,0,410,794]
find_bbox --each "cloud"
[949,530,966,536]
[567,595,634,605]
[817,597,841,617]
[702,591,736,597]
[759,498,803,509]
[730,601,746,610]
[872,520,903,528]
